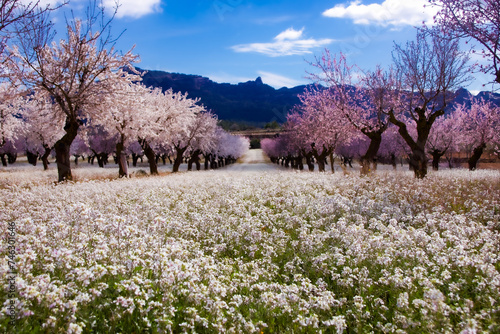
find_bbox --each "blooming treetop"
[0,83,23,149]
[296,87,355,155]
[21,90,65,155]
[212,128,249,159]
[429,0,500,85]
[452,99,500,170]
[93,80,152,150]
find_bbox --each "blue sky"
[48,0,487,93]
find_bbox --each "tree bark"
[27,151,38,166]
[429,149,446,171]
[408,149,428,179]
[41,145,51,170]
[388,107,439,179]
[0,154,7,167]
[116,141,128,178]
[311,144,330,172]
[329,152,335,173]
[303,151,315,171]
[54,120,80,182]
[468,143,486,171]
[360,130,383,175]
[173,146,187,173]
[139,139,158,175]
[204,153,210,170]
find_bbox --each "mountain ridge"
[137,68,500,124]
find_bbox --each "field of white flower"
[1,161,499,333]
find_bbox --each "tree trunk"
[204,153,210,170]
[312,144,330,172]
[54,120,80,182]
[97,154,105,168]
[390,153,397,170]
[297,155,304,170]
[7,153,16,164]
[430,149,445,171]
[132,154,139,167]
[360,131,383,175]
[139,139,158,175]
[329,152,335,173]
[468,143,486,171]
[173,146,187,173]
[27,151,38,166]
[116,142,129,178]
[304,152,314,171]
[408,148,428,179]
[0,154,7,167]
[41,145,51,170]
[388,108,437,179]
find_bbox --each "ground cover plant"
[0,167,499,333]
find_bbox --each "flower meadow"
[0,167,499,333]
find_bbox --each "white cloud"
[231,27,334,57]
[103,0,162,19]
[275,27,304,41]
[257,71,304,88]
[323,0,438,27]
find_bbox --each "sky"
[46,0,489,93]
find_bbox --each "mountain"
[138,68,308,124]
[138,68,500,123]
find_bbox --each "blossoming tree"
[170,111,218,173]
[452,99,500,170]
[11,7,138,181]
[293,87,355,172]
[309,51,398,174]
[389,29,471,178]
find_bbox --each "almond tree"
[284,111,315,170]
[309,51,399,174]
[92,80,152,177]
[452,99,500,170]
[294,87,355,172]
[426,115,456,170]
[11,7,138,181]
[390,29,471,178]
[187,124,219,171]
[170,111,218,173]
[261,137,281,164]
[211,129,249,167]
[138,88,202,175]
[429,0,500,86]
[86,124,115,167]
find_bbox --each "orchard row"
[262,32,500,178]
[0,4,250,182]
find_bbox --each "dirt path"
[225,149,284,172]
